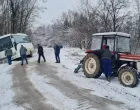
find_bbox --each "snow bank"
[41,47,140,110]
[0,63,24,110]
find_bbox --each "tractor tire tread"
[118,66,138,88]
[83,54,102,78]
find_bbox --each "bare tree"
[131,0,140,53]
[0,0,47,35]
[99,0,129,32]
[31,0,140,51]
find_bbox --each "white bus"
[0,33,34,60]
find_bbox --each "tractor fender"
[118,64,128,73]
[85,50,94,54]
[118,64,139,77]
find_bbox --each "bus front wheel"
[30,51,33,57]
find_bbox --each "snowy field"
[0,47,140,110]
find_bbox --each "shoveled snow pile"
[0,63,24,110]
[39,47,140,110]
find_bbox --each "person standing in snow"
[37,44,46,63]
[101,46,112,82]
[96,46,112,82]
[54,43,62,63]
[5,48,13,65]
[20,45,28,65]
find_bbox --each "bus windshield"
[13,35,31,43]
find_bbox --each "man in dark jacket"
[37,44,46,63]
[5,48,13,65]
[97,46,112,82]
[54,44,61,63]
[20,45,28,65]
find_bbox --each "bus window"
[0,36,13,52]
[13,35,31,43]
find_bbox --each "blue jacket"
[54,45,60,54]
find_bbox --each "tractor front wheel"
[83,54,102,78]
[118,67,138,87]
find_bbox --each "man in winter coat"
[54,44,61,63]
[96,46,112,82]
[20,45,28,65]
[5,48,13,65]
[37,44,46,63]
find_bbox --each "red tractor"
[83,32,140,87]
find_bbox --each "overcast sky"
[34,0,134,27]
[35,0,79,27]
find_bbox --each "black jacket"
[38,45,44,54]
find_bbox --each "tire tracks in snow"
[33,63,129,110]
[12,64,55,110]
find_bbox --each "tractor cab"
[90,32,131,54]
[83,32,140,88]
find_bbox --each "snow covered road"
[12,64,54,110]
[0,48,140,110]
[11,62,129,110]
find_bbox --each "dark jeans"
[74,64,82,73]
[21,54,28,65]
[55,53,60,63]
[38,54,46,63]
[102,58,112,78]
[7,56,12,65]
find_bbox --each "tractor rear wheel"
[118,67,138,87]
[83,54,102,78]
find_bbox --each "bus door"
[11,36,17,51]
